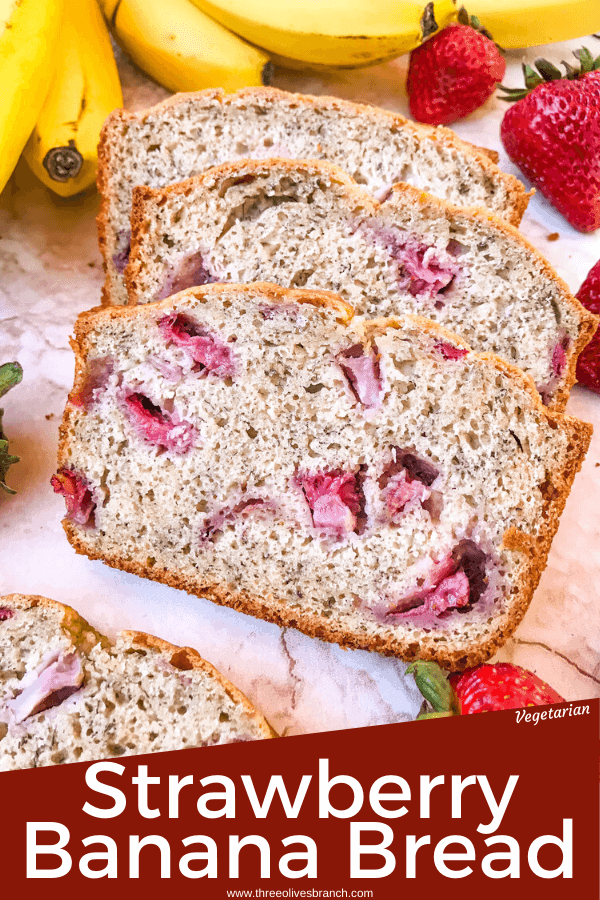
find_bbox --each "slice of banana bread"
[126,159,597,412]
[0,593,274,770]
[53,283,591,670]
[98,86,531,305]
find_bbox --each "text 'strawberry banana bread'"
[0,593,274,770]
[53,283,591,669]
[126,159,597,412]
[98,86,531,305]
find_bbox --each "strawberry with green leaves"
[0,362,22,495]
[408,660,564,717]
[407,7,505,126]
[500,48,600,233]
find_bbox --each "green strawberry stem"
[406,660,460,715]
[0,362,22,399]
[498,48,600,102]
[416,710,455,720]
[456,5,498,46]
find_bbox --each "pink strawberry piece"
[0,608,14,621]
[391,539,487,617]
[70,357,114,409]
[259,302,300,320]
[338,344,383,409]
[298,470,362,534]
[425,570,471,613]
[499,50,600,232]
[536,333,571,404]
[159,313,235,378]
[449,663,564,714]
[402,244,456,298]
[552,339,568,378]
[112,230,131,274]
[360,222,458,299]
[7,651,83,724]
[575,259,600,393]
[407,22,505,126]
[385,471,429,519]
[51,469,96,526]
[380,448,439,490]
[157,251,216,300]
[435,341,468,360]
[124,392,197,454]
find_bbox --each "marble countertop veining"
[1,38,600,736]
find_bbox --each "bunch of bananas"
[2,0,599,199]
[1,0,122,198]
[186,0,600,66]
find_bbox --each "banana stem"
[43,140,84,182]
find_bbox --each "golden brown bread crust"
[0,593,107,653]
[1,593,277,740]
[125,156,597,413]
[96,85,532,305]
[57,283,593,671]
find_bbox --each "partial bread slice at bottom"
[0,593,275,770]
[55,283,591,669]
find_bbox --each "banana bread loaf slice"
[98,86,531,305]
[0,593,274,770]
[53,283,591,670]
[126,159,596,412]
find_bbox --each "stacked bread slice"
[53,283,591,670]
[97,86,531,305]
[0,593,274,770]
[125,158,596,411]
[49,87,593,673]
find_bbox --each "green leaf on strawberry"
[0,362,23,495]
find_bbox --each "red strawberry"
[408,660,563,717]
[407,14,505,126]
[449,663,564,714]
[500,49,600,232]
[575,259,600,393]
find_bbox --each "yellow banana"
[24,0,123,198]
[186,0,458,68]
[468,0,600,49]
[0,0,62,194]
[99,0,273,95]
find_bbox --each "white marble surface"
[1,37,600,736]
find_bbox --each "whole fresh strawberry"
[500,49,600,232]
[408,660,564,717]
[407,9,505,126]
[575,259,600,393]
